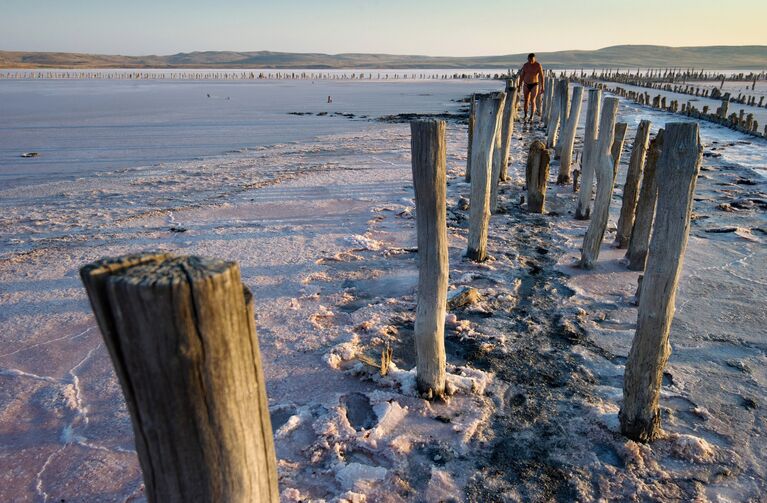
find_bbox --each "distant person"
[327,95,333,103]
[518,53,544,123]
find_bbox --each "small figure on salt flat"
[517,53,545,124]
[327,95,333,103]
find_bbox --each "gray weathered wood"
[467,92,505,261]
[616,120,652,248]
[80,254,279,503]
[611,122,629,176]
[525,140,550,213]
[575,88,602,219]
[620,122,703,442]
[546,80,562,148]
[465,95,476,182]
[579,97,619,269]
[410,120,449,398]
[626,129,664,271]
[499,82,519,181]
[557,85,584,184]
[554,79,571,158]
[490,114,505,213]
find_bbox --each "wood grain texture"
[410,120,449,398]
[579,97,619,269]
[611,122,629,176]
[525,140,551,213]
[467,92,505,262]
[616,120,652,248]
[575,88,602,220]
[554,79,571,158]
[465,95,475,182]
[80,254,279,503]
[557,85,584,184]
[499,82,518,182]
[620,122,702,442]
[626,129,665,271]
[546,79,562,148]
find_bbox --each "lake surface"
[0,78,503,188]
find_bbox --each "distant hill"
[1,45,766,70]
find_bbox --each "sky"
[1,0,766,56]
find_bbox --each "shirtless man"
[518,53,545,123]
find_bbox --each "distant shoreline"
[2,44,766,70]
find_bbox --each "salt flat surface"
[1,76,766,501]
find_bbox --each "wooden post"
[620,122,703,442]
[554,79,571,158]
[616,120,652,248]
[467,92,506,262]
[546,80,562,148]
[575,88,602,219]
[490,110,505,213]
[626,130,664,271]
[579,97,619,269]
[611,123,628,176]
[557,85,584,184]
[80,254,279,503]
[525,140,550,213]
[499,82,519,181]
[465,95,476,182]
[410,120,448,399]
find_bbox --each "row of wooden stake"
[76,79,703,501]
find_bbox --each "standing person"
[518,53,545,123]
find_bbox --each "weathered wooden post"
[557,85,584,184]
[525,140,550,213]
[490,112,505,213]
[626,130,664,271]
[465,95,476,182]
[579,97,619,269]
[499,82,519,181]
[616,120,652,248]
[467,92,506,261]
[554,79,571,158]
[575,88,603,219]
[611,123,628,175]
[410,120,448,399]
[546,80,562,148]
[620,122,703,442]
[80,254,279,503]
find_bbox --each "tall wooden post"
[410,120,448,399]
[557,85,584,184]
[575,89,602,219]
[525,140,550,213]
[465,95,476,182]
[467,92,506,262]
[554,79,571,158]
[620,122,703,442]
[626,130,664,271]
[579,97,619,269]
[616,120,652,248]
[490,109,505,213]
[611,123,629,175]
[80,254,279,503]
[499,82,519,181]
[546,80,562,148]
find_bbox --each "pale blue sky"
[1,0,765,56]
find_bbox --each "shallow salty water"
[0,78,502,188]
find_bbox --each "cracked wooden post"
[575,88,602,220]
[467,92,505,261]
[620,122,703,442]
[611,123,628,176]
[465,94,476,182]
[626,129,664,271]
[557,85,584,184]
[525,140,550,213]
[616,120,652,248]
[490,116,505,213]
[554,79,571,159]
[546,79,562,148]
[499,81,519,181]
[579,97,619,269]
[410,120,448,399]
[80,254,279,503]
